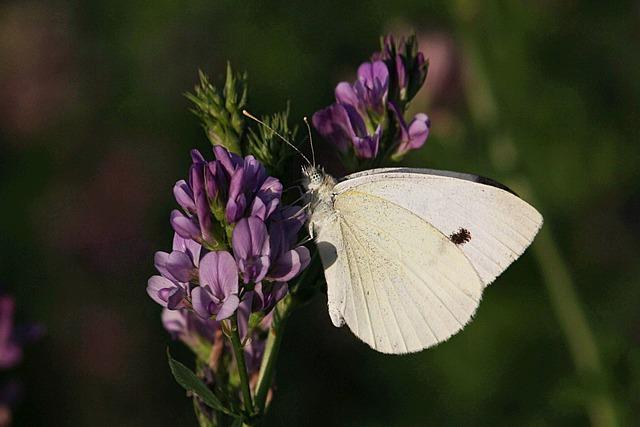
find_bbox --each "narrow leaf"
[167,349,235,416]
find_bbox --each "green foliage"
[245,105,300,179]
[167,349,235,417]
[187,63,248,155]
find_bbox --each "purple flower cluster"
[0,294,43,417]
[0,296,42,370]
[147,146,310,324]
[312,34,431,160]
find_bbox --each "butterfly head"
[302,165,324,191]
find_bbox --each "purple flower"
[224,155,282,224]
[313,60,388,159]
[170,150,223,247]
[151,146,310,320]
[0,298,21,370]
[0,296,43,370]
[314,34,431,164]
[389,102,431,158]
[232,217,271,284]
[147,275,186,310]
[267,207,310,282]
[154,234,201,283]
[192,251,240,320]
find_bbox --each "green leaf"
[167,349,236,417]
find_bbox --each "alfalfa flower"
[313,34,432,166]
[312,60,389,159]
[191,251,240,321]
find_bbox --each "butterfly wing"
[334,168,543,287]
[315,189,483,354]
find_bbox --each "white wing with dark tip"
[335,168,543,287]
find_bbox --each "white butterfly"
[302,165,543,354]
[240,110,543,355]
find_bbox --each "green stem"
[254,294,295,414]
[228,314,254,417]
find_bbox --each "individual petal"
[216,294,240,320]
[190,163,215,244]
[166,287,187,310]
[335,82,360,109]
[172,233,202,267]
[154,251,172,279]
[173,180,195,213]
[199,251,239,298]
[147,275,182,307]
[204,161,219,201]
[252,177,282,220]
[407,113,430,149]
[250,196,267,221]
[390,102,430,156]
[295,246,311,271]
[213,145,242,176]
[166,250,195,283]
[357,60,389,91]
[190,149,205,163]
[226,168,247,223]
[242,155,267,192]
[356,60,389,110]
[232,217,267,259]
[395,53,407,91]
[191,286,215,318]
[352,125,381,159]
[268,245,310,281]
[312,104,354,152]
[268,249,301,281]
[170,210,201,241]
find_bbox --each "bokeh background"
[1,1,639,425]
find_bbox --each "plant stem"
[228,314,254,417]
[254,294,294,414]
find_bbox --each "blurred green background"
[1,1,639,425]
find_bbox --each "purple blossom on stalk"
[313,34,431,164]
[151,145,310,321]
[313,60,389,159]
[191,251,240,321]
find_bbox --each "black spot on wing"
[450,228,472,245]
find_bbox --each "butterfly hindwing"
[316,189,483,354]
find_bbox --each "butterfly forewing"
[334,169,543,287]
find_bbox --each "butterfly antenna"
[303,116,316,166]
[242,110,312,165]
